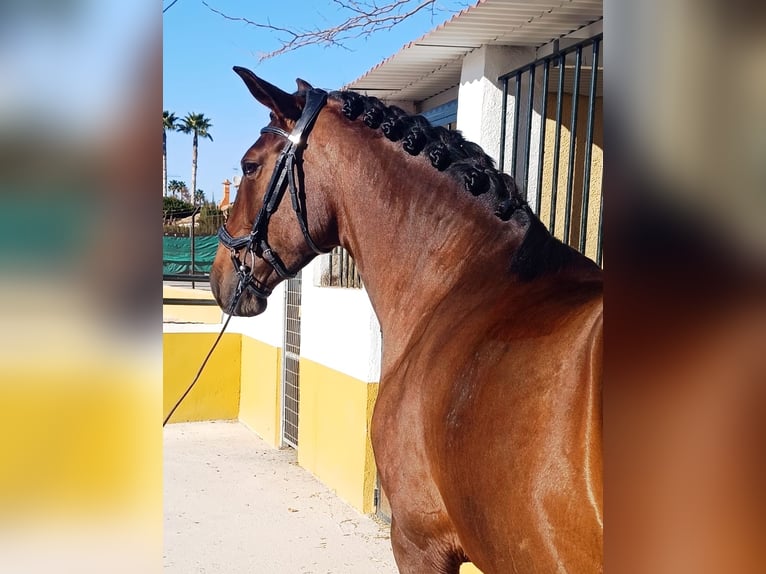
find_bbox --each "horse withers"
[210,68,603,573]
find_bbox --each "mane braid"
[329,90,528,222]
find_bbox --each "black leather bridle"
[217,88,330,314]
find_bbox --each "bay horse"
[210,67,603,573]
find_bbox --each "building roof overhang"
[345,0,602,103]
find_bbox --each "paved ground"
[164,421,398,574]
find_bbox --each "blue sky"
[163,0,470,204]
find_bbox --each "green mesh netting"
[163,235,219,274]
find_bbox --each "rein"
[217,88,330,313]
[163,88,329,427]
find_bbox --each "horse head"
[210,68,338,316]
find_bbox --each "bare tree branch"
[201,0,454,61]
[163,0,181,14]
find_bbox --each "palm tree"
[168,179,189,202]
[163,111,178,197]
[178,113,213,207]
[194,189,207,206]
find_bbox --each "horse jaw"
[230,289,268,317]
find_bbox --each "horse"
[210,67,603,574]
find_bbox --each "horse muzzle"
[229,286,268,317]
[210,258,271,317]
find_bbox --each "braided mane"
[327,90,527,222]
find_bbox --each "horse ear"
[233,66,302,121]
[295,78,314,91]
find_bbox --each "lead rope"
[163,282,246,427]
[162,314,233,426]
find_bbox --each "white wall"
[419,85,459,113]
[456,45,542,210]
[228,283,286,348]
[300,259,381,383]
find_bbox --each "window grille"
[499,31,603,265]
[315,247,363,288]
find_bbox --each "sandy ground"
[164,421,398,574]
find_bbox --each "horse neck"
[315,123,527,358]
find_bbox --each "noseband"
[217,88,330,313]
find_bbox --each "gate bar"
[549,52,566,234]
[535,58,550,218]
[579,38,601,254]
[162,298,219,306]
[510,71,521,178]
[523,65,536,201]
[163,273,210,282]
[563,44,583,245]
[596,192,604,266]
[498,77,508,172]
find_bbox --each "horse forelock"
[326,90,527,222]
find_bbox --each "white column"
[456,45,543,211]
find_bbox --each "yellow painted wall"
[239,337,282,447]
[163,332,241,423]
[162,285,223,324]
[297,359,379,513]
[537,94,603,263]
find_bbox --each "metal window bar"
[534,58,551,217]
[499,33,603,265]
[498,78,509,172]
[511,71,521,179]
[563,44,583,246]
[579,37,601,254]
[596,190,604,267]
[550,52,566,235]
[325,246,363,288]
[523,64,535,196]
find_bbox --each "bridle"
[165,88,331,427]
[217,88,330,314]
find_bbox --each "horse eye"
[242,161,260,176]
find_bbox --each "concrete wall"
[298,359,379,513]
[239,336,282,447]
[228,283,286,349]
[299,262,382,510]
[163,331,241,423]
[303,264,381,382]
[457,45,537,167]
[227,284,286,447]
[419,85,459,113]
